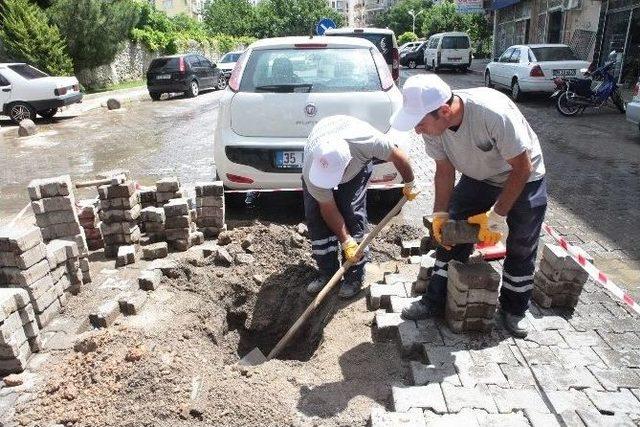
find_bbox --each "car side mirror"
[212,63,217,69]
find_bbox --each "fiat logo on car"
[304,103,317,117]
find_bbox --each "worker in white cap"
[303,115,417,298]
[390,74,547,338]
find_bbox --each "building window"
[163,0,173,8]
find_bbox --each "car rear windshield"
[221,53,241,63]
[531,46,578,61]
[327,33,394,64]
[8,64,48,79]
[149,57,181,71]
[441,36,470,49]
[239,48,382,93]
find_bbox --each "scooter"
[552,51,626,117]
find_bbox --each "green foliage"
[203,0,255,37]
[0,0,73,75]
[253,0,345,38]
[49,0,141,71]
[213,34,256,54]
[374,0,431,37]
[398,31,419,46]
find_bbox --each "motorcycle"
[551,52,626,117]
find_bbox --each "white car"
[399,41,422,53]
[217,50,243,81]
[0,63,82,123]
[423,32,472,72]
[485,44,590,102]
[626,75,640,132]
[214,36,409,200]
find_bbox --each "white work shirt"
[423,88,545,186]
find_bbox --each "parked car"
[146,53,226,100]
[0,63,82,124]
[325,27,400,82]
[217,50,243,83]
[399,41,422,53]
[423,32,472,72]
[214,36,409,202]
[485,44,590,102]
[400,41,427,69]
[626,75,640,132]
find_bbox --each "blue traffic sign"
[315,18,336,36]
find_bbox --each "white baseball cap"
[308,136,352,189]
[390,74,453,131]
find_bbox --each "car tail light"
[392,47,399,82]
[226,173,254,184]
[633,82,639,97]
[54,87,67,96]
[370,173,397,183]
[228,51,250,92]
[530,65,545,77]
[354,29,364,33]
[294,43,327,49]
[372,49,394,91]
[179,56,185,74]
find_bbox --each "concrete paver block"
[369,283,407,310]
[584,389,640,416]
[392,384,447,413]
[410,361,460,386]
[488,385,549,414]
[89,300,119,328]
[138,269,163,291]
[441,383,498,413]
[370,407,426,427]
[142,242,169,260]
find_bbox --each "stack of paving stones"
[0,227,67,328]
[138,186,157,209]
[47,239,83,297]
[445,260,500,333]
[77,199,104,251]
[163,199,203,251]
[140,206,165,242]
[98,177,141,260]
[0,288,41,374]
[195,181,226,238]
[533,244,590,309]
[155,177,183,206]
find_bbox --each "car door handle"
[1,88,10,92]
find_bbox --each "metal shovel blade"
[238,347,267,366]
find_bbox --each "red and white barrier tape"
[224,183,403,194]
[542,223,640,315]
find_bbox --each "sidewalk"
[66,85,149,115]
[469,58,490,76]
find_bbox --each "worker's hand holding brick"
[402,181,420,201]
[342,237,362,263]
[431,212,451,250]
[468,207,508,245]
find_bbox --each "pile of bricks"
[139,186,157,209]
[98,178,141,259]
[163,199,203,251]
[0,289,41,374]
[0,227,67,328]
[47,239,83,298]
[195,182,226,238]
[156,177,183,207]
[78,199,104,251]
[140,206,165,242]
[445,260,500,333]
[532,244,590,309]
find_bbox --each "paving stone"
[142,242,168,260]
[389,296,422,314]
[156,177,180,193]
[138,269,162,291]
[551,346,606,368]
[544,389,598,413]
[89,300,119,328]
[576,409,636,427]
[424,345,471,366]
[400,239,421,257]
[588,367,640,391]
[592,347,640,368]
[422,408,479,426]
[599,332,640,351]
[456,362,508,387]
[392,384,447,413]
[488,385,550,414]
[373,311,403,341]
[525,313,571,331]
[474,410,530,427]
[163,198,189,217]
[519,346,562,365]
[441,383,498,413]
[115,245,136,267]
[418,251,436,280]
[559,331,605,348]
[117,291,148,316]
[398,319,444,357]
[410,361,460,386]
[499,364,538,389]
[441,221,479,246]
[530,365,603,391]
[469,343,519,366]
[522,330,568,348]
[369,283,408,310]
[585,389,640,415]
[384,273,409,285]
[524,410,585,427]
[369,407,426,427]
[448,260,501,291]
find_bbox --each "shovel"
[239,196,408,366]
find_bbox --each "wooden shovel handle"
[266,196,408,361]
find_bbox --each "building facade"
[151,0,204,21]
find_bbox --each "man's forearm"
[319,201,350,243]
[433,161,455,212]
[494,152,533,216]
[389,147,415,183]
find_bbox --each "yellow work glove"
[402,181,420,201]
[342,237,362,264]
[467,207,508,245]
[431,212,450,250]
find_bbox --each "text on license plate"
[553,69,576,76]
[156,74,171,79]
[275,151,303,168]
[448,57,462,61]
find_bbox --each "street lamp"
[408,9,424,34]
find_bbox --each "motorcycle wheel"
[612,90,626,113]
[556,92,581,117]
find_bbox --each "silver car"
[626,75,640,132]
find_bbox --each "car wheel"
[484,71,494,88]
[216,75,228,90]
[510,79,522,102]
[460,66,469,73]
[8,102,36,124]
[409,60,417,69]
[187,80,199,98]
[149,92,162,101]
[38,108,58,119]
[433,61,440,73]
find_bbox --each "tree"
[374,0,431,37]
[203,0,255,37]
[398,31,418,46]
[48,0,141,71]
[421,0,465,37]
[0,0,73,75]
[253,0,344,38]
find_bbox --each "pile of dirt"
[14,222,409,426]
[369,223,425,262]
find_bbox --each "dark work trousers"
[302,163,372,285]
[424,175,548,317]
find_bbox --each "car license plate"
[156,74,171,80]
[553,69,576,77]
[275,151,303,168]
[448,57,462,62]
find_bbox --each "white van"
[423,32,472,72]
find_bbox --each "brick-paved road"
[398,67,640,301]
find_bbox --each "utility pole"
[408,9,424,34]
